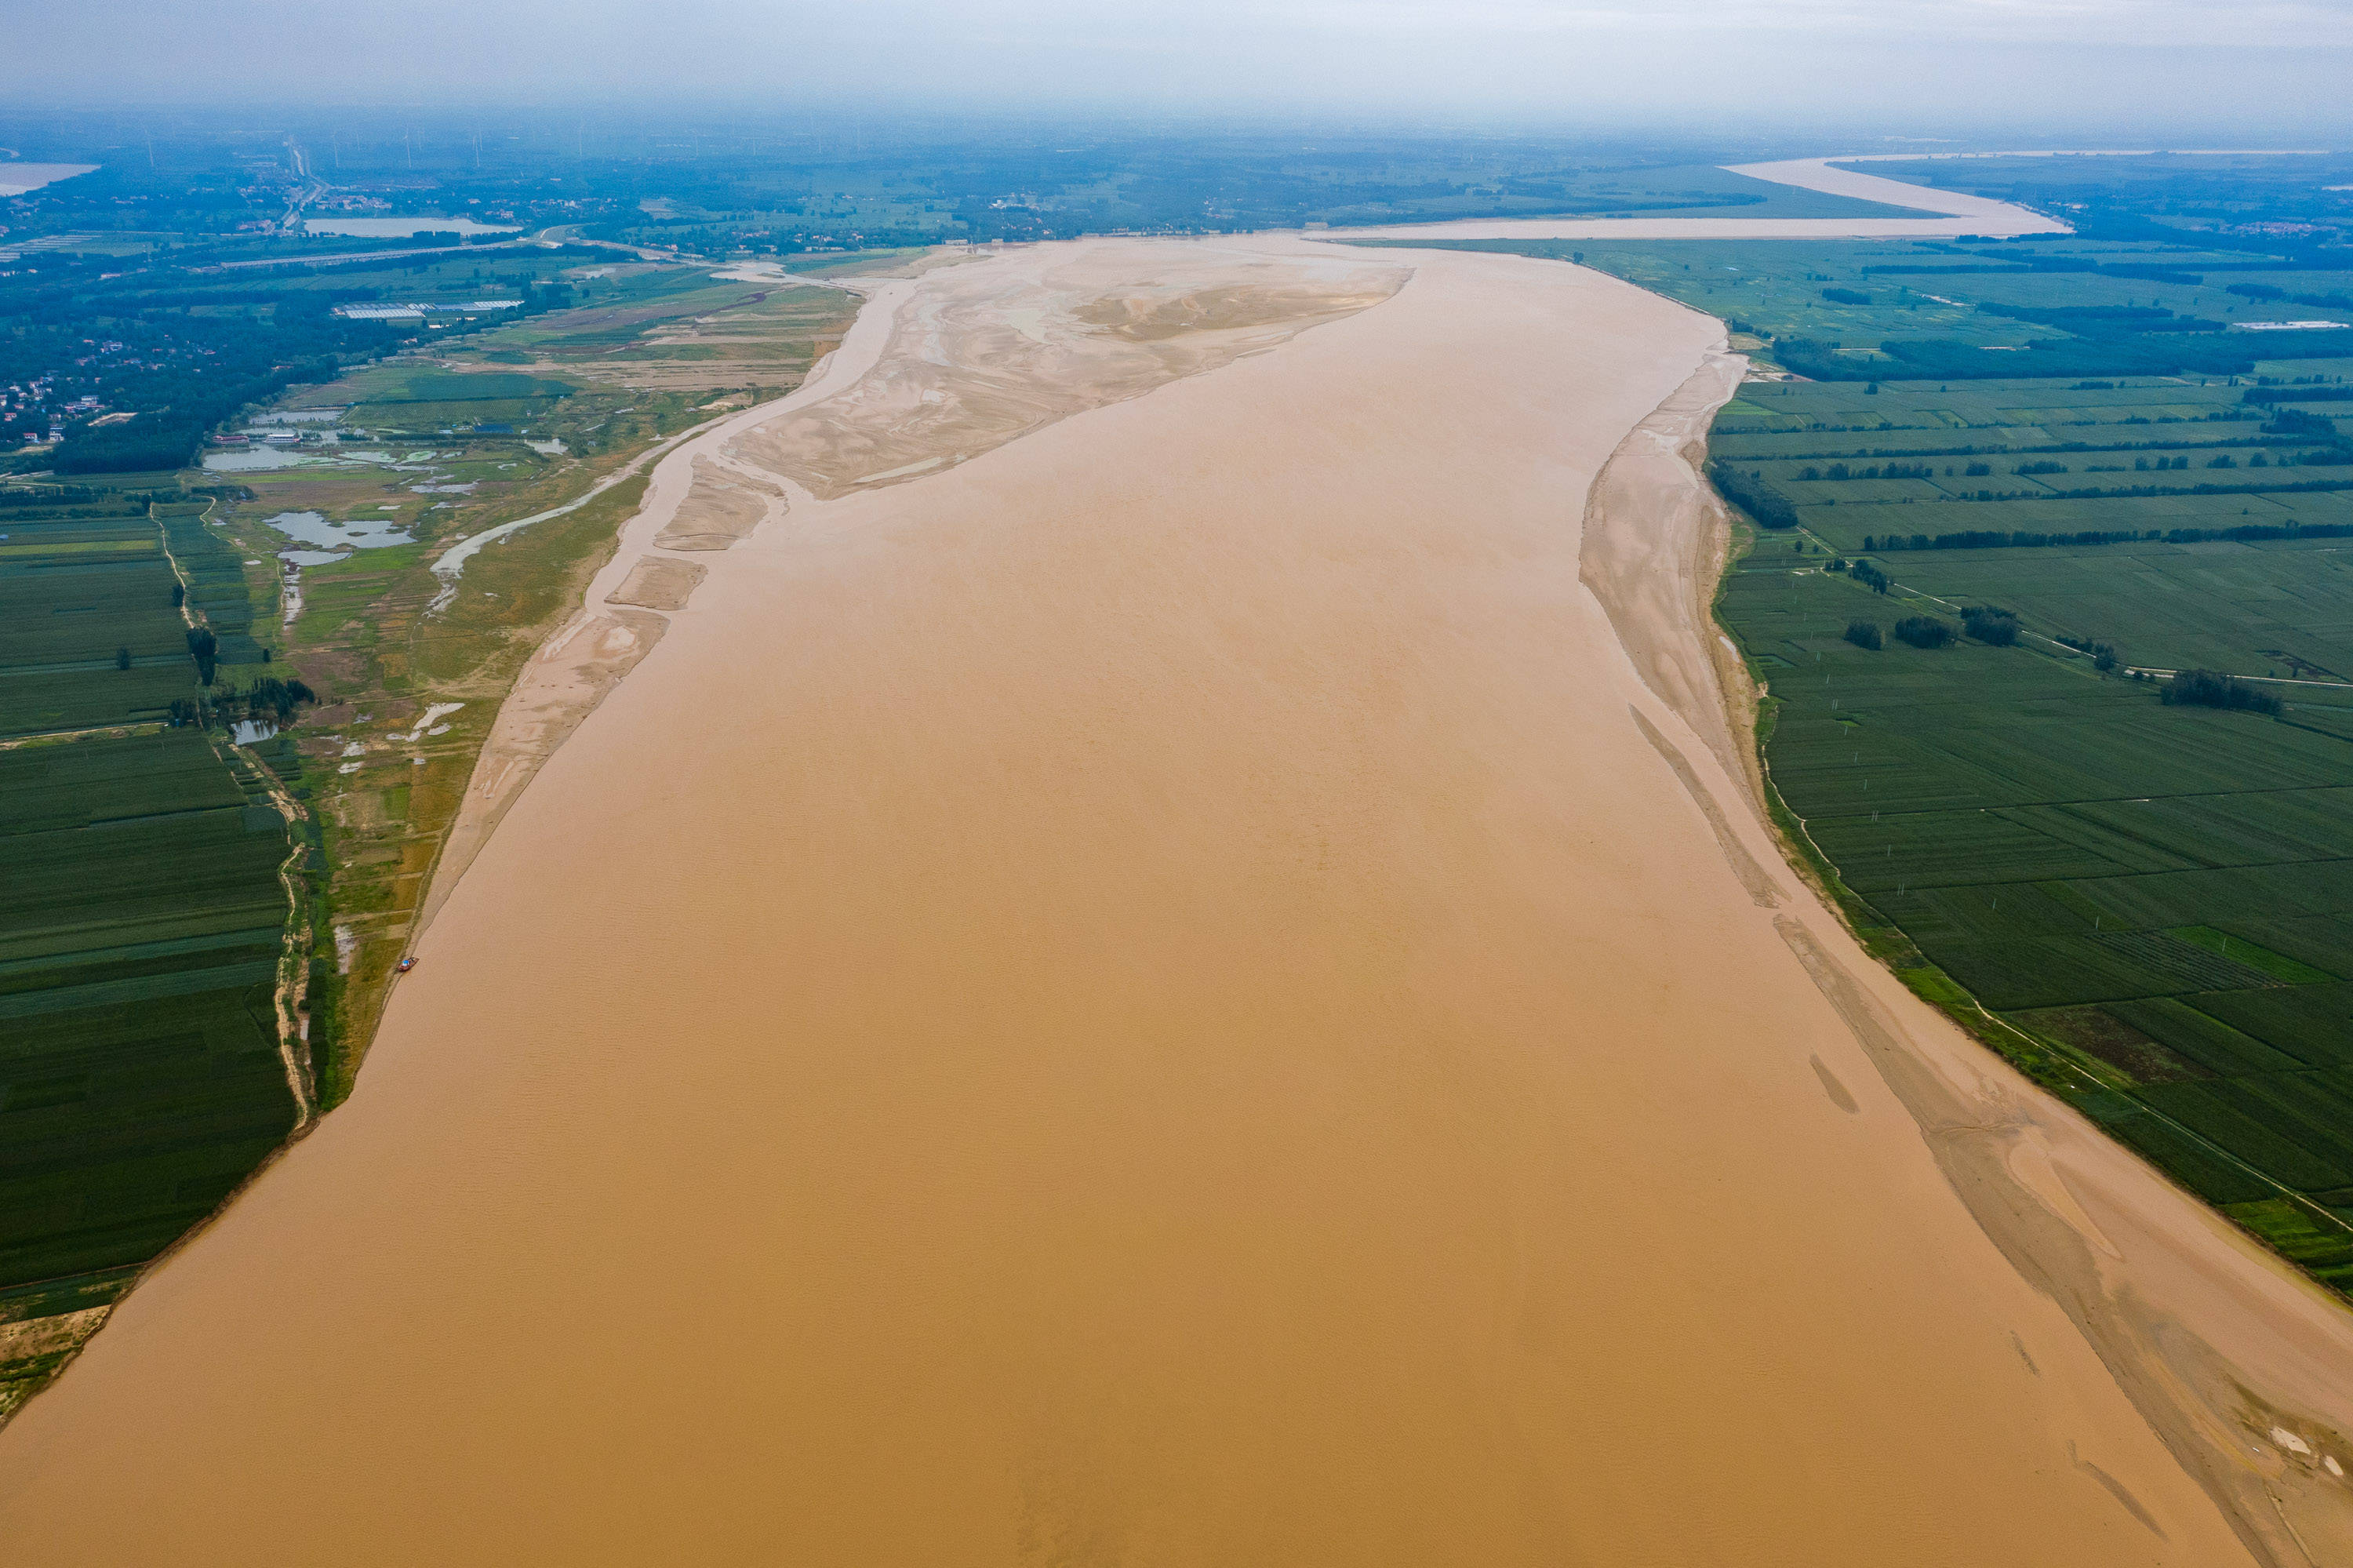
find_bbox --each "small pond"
[260,510,416,555]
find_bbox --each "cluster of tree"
[1671,435,2297,468]
[0,483,108,508]
[165,675,316,730]
[1821,287,1873,305]
[2162,669,2282,715]
[1960,606,2019,646]
[2044,473,2353,498]
[1863,520,2353,551]
[220,675,317,726]
[2260,408,2346,448]
[2057,635,2122,671]
[1707,461,1797,529]
[1843,620,1883,649]
[1773,328,2353,384]
[185,626,218,685]
[1795,461,1935,481]
[2228,282,2353,314]
[2246,387,2353,409]
[1847,560,1893,593]
[2014,460,2068,475]
[1893,616,1955,649]
[1815,462,2353,510]
[1861,254,2209,284]
[1867,528,2147,551]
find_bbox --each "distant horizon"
[8,0,2353,143]
[0,107,2346,168]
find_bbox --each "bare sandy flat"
[652,456,784,551]
[0,235,2348,1567]
[1321,156,2068,241]
[1721,158,2072,230]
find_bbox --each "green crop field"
[0,497,194,736]
[1714,370,2353,1294]
[0,483,300,1412]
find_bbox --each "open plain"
[0,231,2350,1566]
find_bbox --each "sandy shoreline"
[0,230,2348,1564]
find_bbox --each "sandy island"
[1,207,2350,1566]
[1320,155,2070,242]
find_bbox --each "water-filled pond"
[260,510,415,555]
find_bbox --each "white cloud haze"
[6,0,2351,136]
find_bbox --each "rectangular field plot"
[0,505,195,736]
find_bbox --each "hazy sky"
[10,0,2353,136]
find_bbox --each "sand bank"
[0,235,2346,1566]
[1321,153,2068,241]
[1721,158,2071,231]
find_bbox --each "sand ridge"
[0,232,2345,1566]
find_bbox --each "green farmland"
[1711,372,2353,1295]
[0,482,301,1416]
